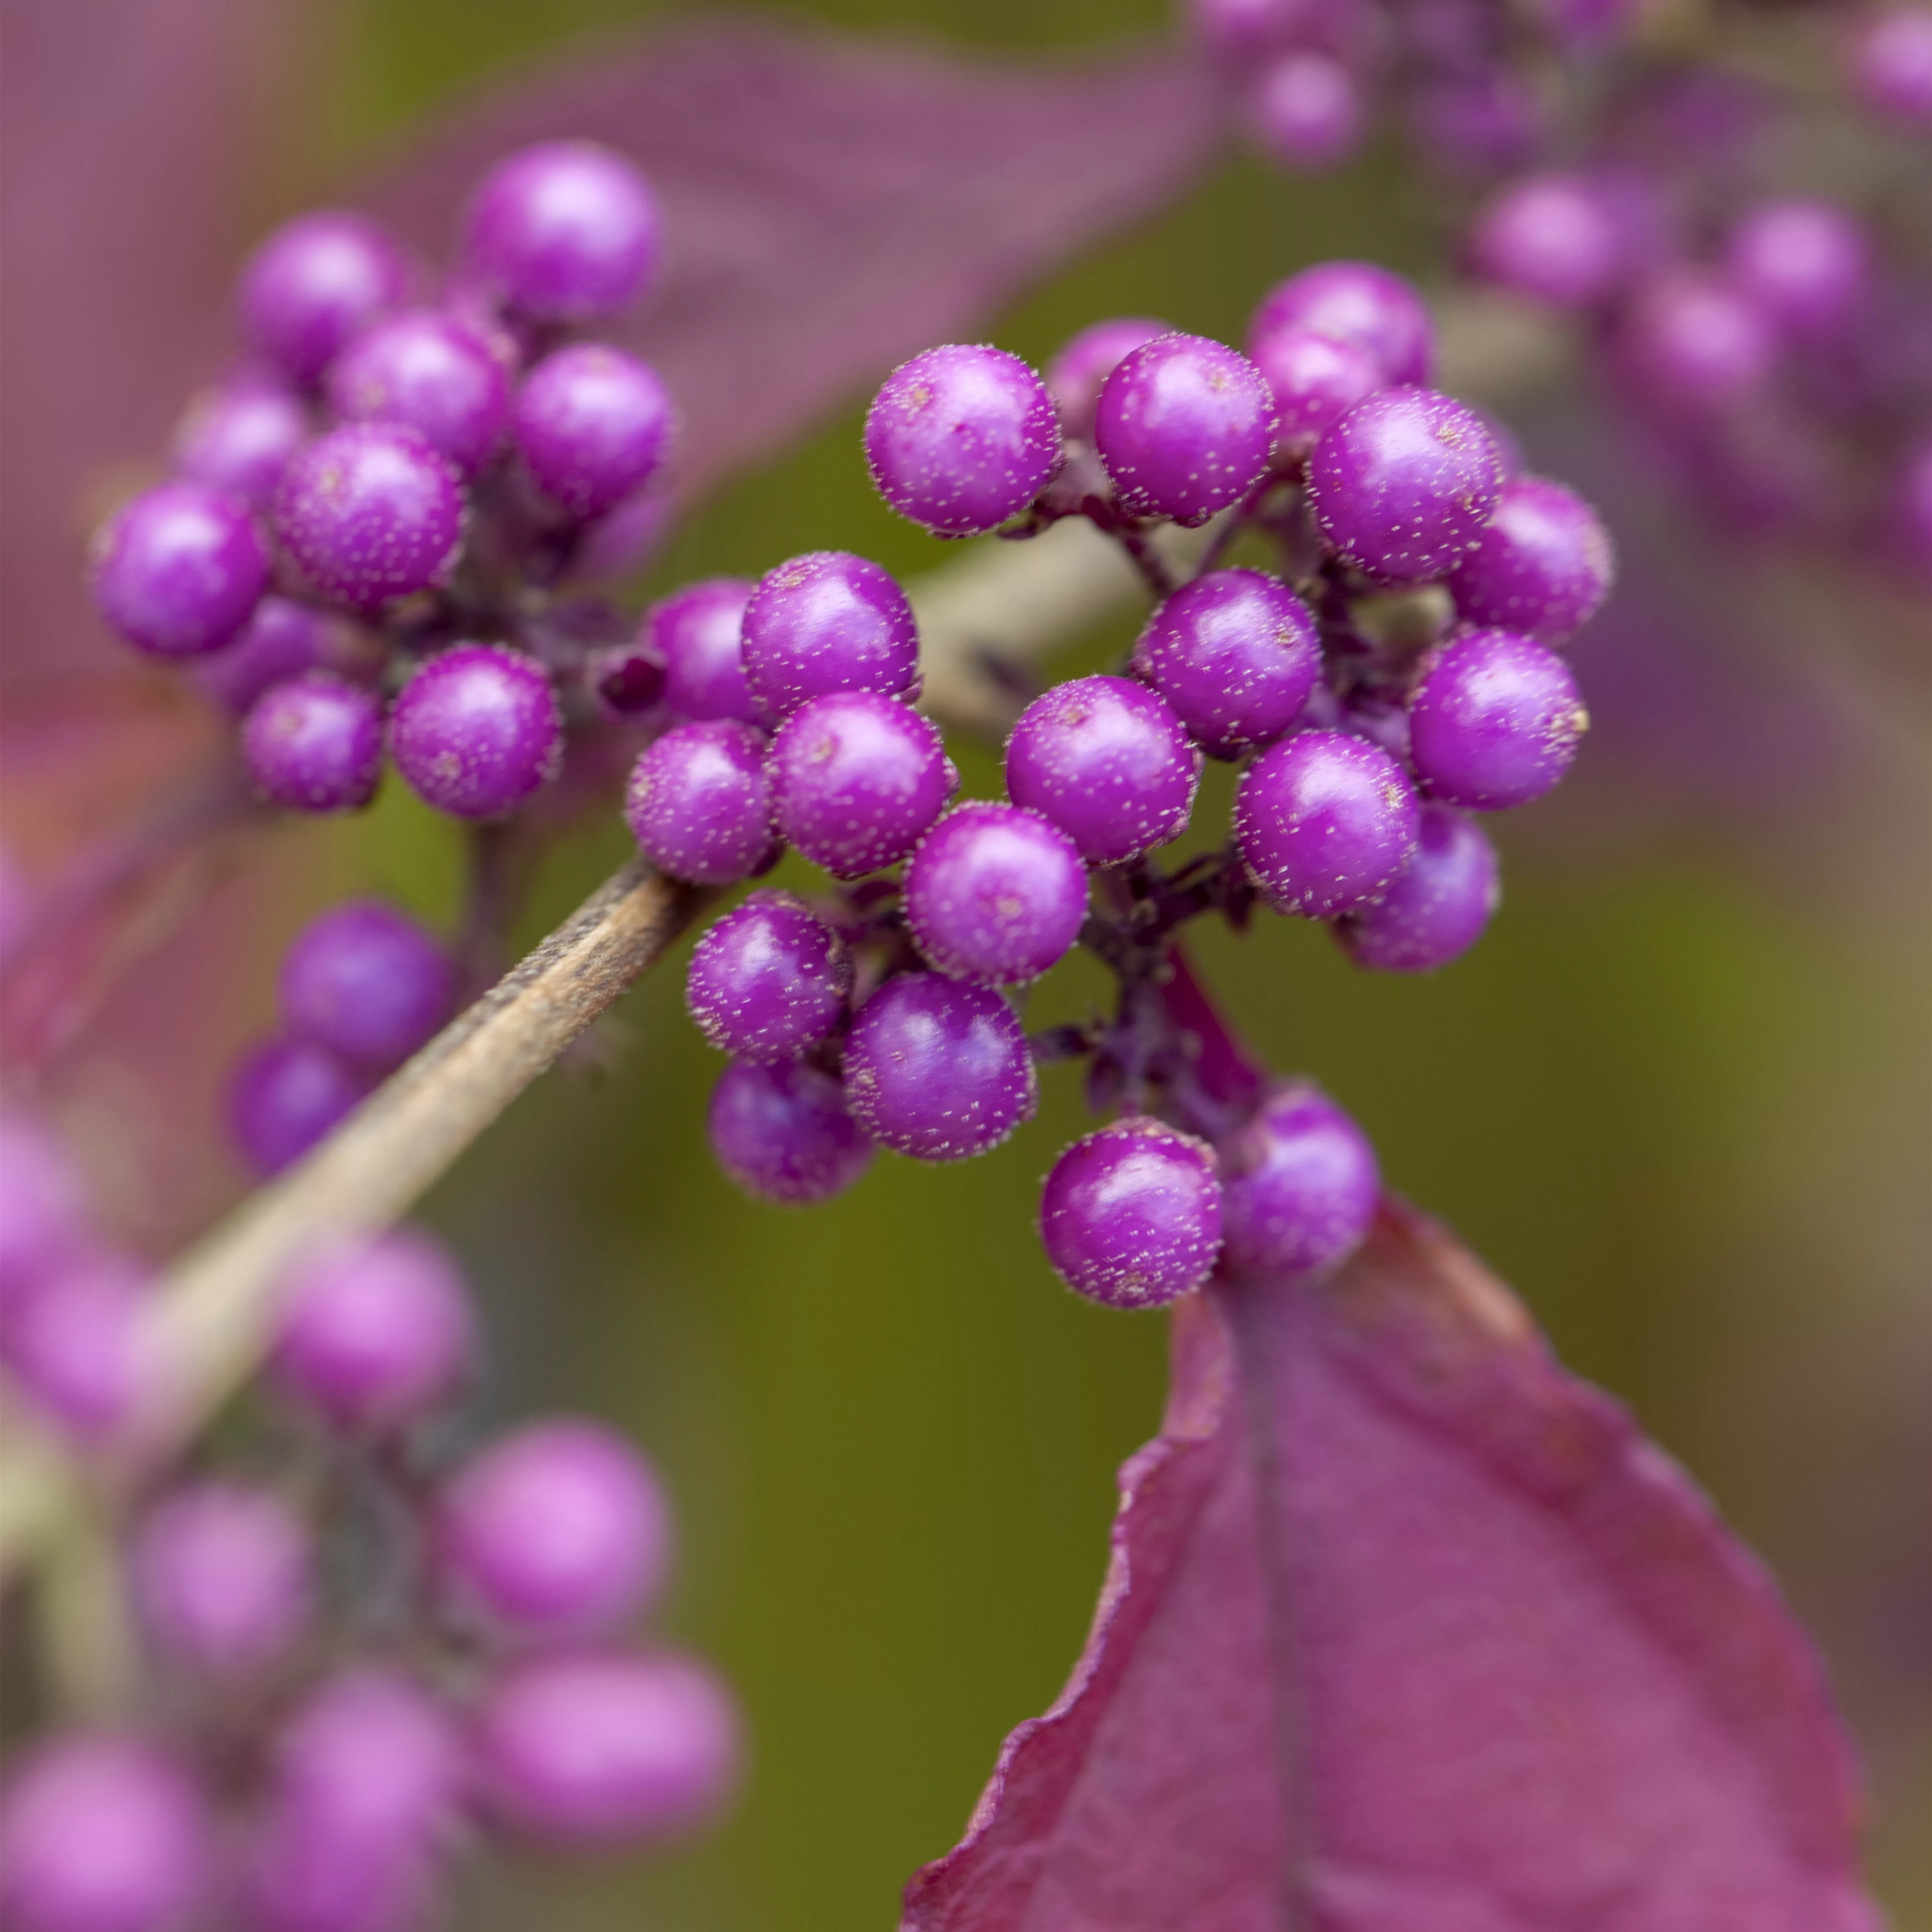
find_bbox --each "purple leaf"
[904,1199,1878,1931]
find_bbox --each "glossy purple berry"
[171,377,308,509]
[228,1036,369,1177]
[390,644,563,820]
[1449,475,1614,642]
[625,719,772,884]
[651,578,758,723]
[0,1110,87,1322]
[1407,627,1587,809]
[1335,803,1500,972]
[1234,729,1420,917]
[686,891,850,1061]
[1,1253,153,1441]
[1724,198,1870,336]
[273,424,464,611]
[474,1650,740,1848]
[1249,261,1435,387]
[1617,271,1775,413]
[902,803,1087,986]
[438,1418,669,1641]
[1044,318,1168,442]
[1307,386,1505,584]
[271,1226,474,1432]
[279,900,455,1070]
[1250,52,1364,171]
[242,673,384,813]
[514,344,673,521]
[193,598,348,717]
[1130,567,1321,758]
[741,551,919,719]
[865,344,1061,535]
[1094,332,1276,526]
[0,1734,211,1932]
[130,1481,311,1676]
[1039,1118,1223,1309]
[767,689,956,877]
[239,211,408,386]
[1245,328,1384,460]
[1467,173,1626,309]
[842,973,1036,1161]
[463,140,662,323]
[326,310,510,477]
[707,1059,873,1205]
[1849,8,1932,123]
[91,481,269,660]
[1005,674,1199,865]
[1219,1084,1379,1276]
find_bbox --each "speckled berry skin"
[279,900,456,1069]
[1467,173,1626,310]
[274,424,465,611]
[843,974,1036,1162]
[1234,728,1420,917]
[865,344,1061,535]
[625,720,772,884]
[741,552,920,720]
[228,1036,370,1176]
[1039,1119,1223,1308]
[514,344,674,520]
[1245,327,1384,460]
[1218,1084,1379,1276]
[902,803,1088,986]
[1044,318,1167,442]
[193,598,346,717]
[1249,261,1435,387]
[390,644,563,820]
[1406,627,1587,809]
[1005,675,1198,865]
[171,378,309,510]
[685,891,850,1061]
[1335,803,1499,972]
[1307,386,1505,585]
[1094,333,1277,526]
[650,578,758,723]
[326,310,510,478]
[242,673,384,812]
[1449,475,1614,642]
[1131,568,1321,758]
[91,481,270,659]
[239,211,409,387]
[766,690,955,877]
[707,1059,873,1205]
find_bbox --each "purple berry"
[474,1650,740,1847]
[767,689,956,877]
[741,551,920,720]
[1044,318,1168,442]
[1093,332,1276,526]
[1617,270,1775,413]
[625,719,772,884]
[1466,173,1626,309]
[1249,52,1364,171]
[279,900,456,1070]
[0,1110,87,1324]
[1245,328,1384,460]
[567,483,675,587]
[1448,475,1614,642]
[242,673,384,813]
[842,973,1036,1161]
[239,211,408,386]
[1249,261,1435,387]
[390,643,563,820]
[1130,567,1321,757]
[91,481,269,660]
[1,1253,154,1442]
[228,1035,370,1177]
[1219,1084,1379,1275]
[1038,1118,1223,1308]
[686,891,850,1061]
[325,310,510,477]
[866,344,1061,535]
[1307,385,1506,584]
[130,1480,311,1676]
[650,578,758,723]
[272,1226,475,1432]
[1234,729,1420,916]
[462,141,662,323]
[171,377,308,509]
[1005,674,1199,865]
[1335,802,1500,972]
[193,598,349,717]
[902,803,1088,985]
[0,1734,210,1932]
[589,639,667,718]
[1407,626,1588,809]
[706,1059,873,1205]
[514,343,674,521]
[1188,0,1307,50]
[273,424,464,611]
[438,1418,670,1641]
[1724,198,1870,337]
[1849,7,1932,123]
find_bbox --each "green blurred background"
[223,0,1932,1924]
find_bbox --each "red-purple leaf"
[904,1201,1878,1932]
